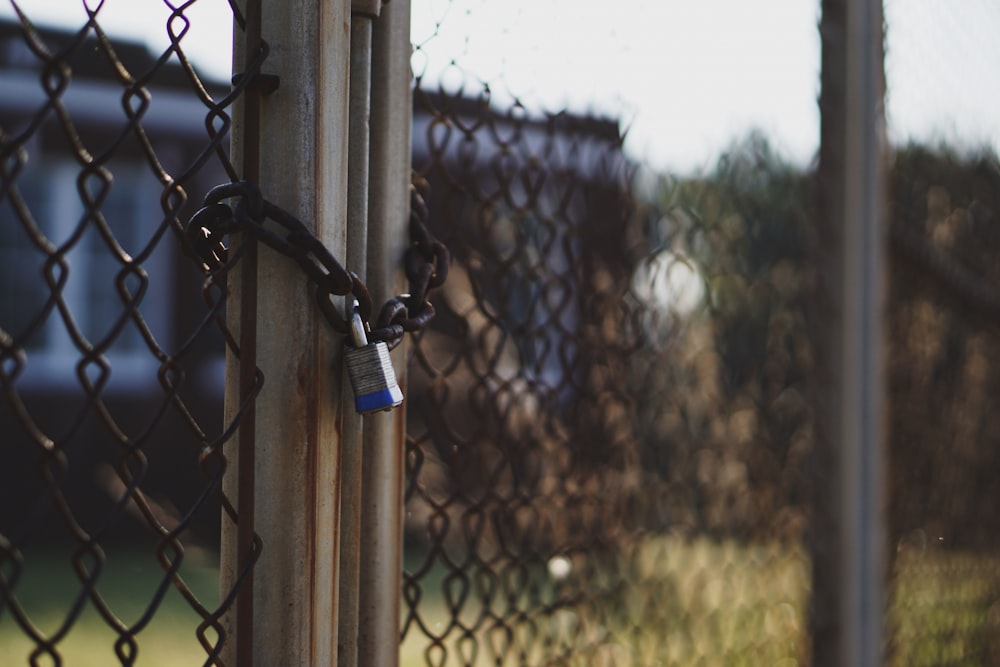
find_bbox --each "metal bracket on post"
[351,0,383,19]
[231,72,281,95]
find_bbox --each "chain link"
[185,180,448,349]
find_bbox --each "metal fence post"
[338,2,377,664]
[358,1,412,665]
[220,0,353,665]
[814,0,887,665]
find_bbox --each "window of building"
[0,151,170,391]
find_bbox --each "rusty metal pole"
[338,3,377,665]
[220,0,353,665]
[220,2,263,666]
[235,0,261,667]
[814,0,887,665]
[358,1,412,665]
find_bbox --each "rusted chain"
[185,181,448,349]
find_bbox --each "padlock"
[344,308,404,414]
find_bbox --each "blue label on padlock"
[355,385,404,414]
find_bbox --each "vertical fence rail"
[840,2,886,663]
[219,1,353,665]
[814,0,887,665]
[359,2,412,664]
[336,4,375,664]
[234,2,262,664]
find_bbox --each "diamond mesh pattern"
[0,4,256,665]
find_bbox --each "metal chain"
[184,180,448,350]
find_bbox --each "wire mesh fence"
[403,103,815,663]
[1,1,999,666]
[0,3,257,665]
[885,140,1000,667]
[401,6,816,665]
[883,2,1000,664]
[401,3,1000,667]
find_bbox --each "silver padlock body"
[345,341,403,414]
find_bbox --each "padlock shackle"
[349,302,369,347]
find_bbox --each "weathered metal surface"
[814,1,887,665]
[358,2,413,665]
[221,1,352,665]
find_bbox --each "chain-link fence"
[881,2,1000,664]
[401,3,1000,667]
[401,5,815,665]
[883,2,1000,659]
[402,105,814,665]
[0,3,259,664]
[884,154,1000,665]
[2,1,1000,666]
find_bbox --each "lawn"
[400,536,810,667]
[889,548,1000,667]
[3,539,999,666]
[0,546,219,667]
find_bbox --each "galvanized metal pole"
[840,0,886,663]
[814,0,886,665]
[221,1,352,665]
[337,3,376,665]
[358,1,412,664]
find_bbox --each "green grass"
[889,549,1000,667]
[400,538,1000,667]
[1,547,220,667]
[400,537,810,667]
[4,540,1000,666]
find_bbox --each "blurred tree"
[630,133,815,540]
[886,144,1000,551]
[632,135,1000,550]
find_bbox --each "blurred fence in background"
[1,1,999,666]
[401,3,1000,667]
[884,132,1000,667]
[400,6,818,664]
[882,1,1000,664]
[402,85,816,662]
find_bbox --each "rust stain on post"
[220,1,353,666]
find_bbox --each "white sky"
[411,0,822,171]
[883,0,1000,157]
[3,0,999,173]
